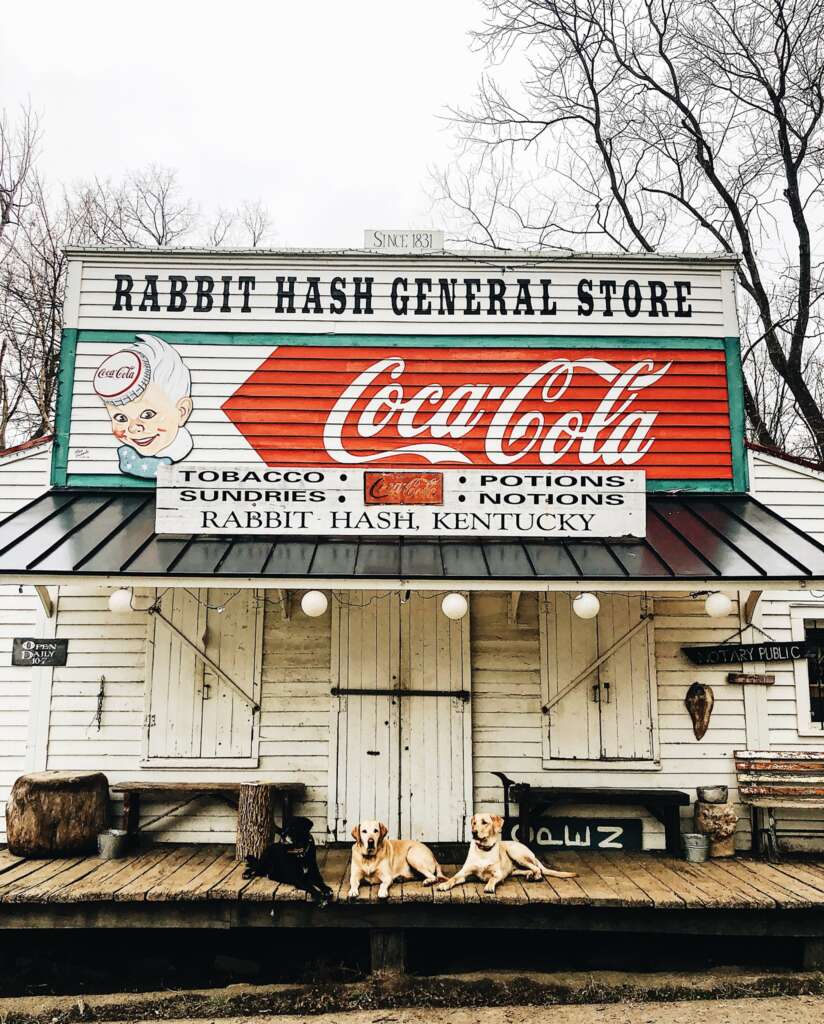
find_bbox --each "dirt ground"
[119,999,824,1024]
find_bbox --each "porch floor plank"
[767,859,824,897]
[1,858,84,902]
[744,858,824,905]
[637,857,710,908]
[114,846,201,901]
[578,852,654,908]
[559,851,623,906]
[699,860,775,909]
[210,861,251,899]
[56,848,173,902]
[187,850,240,899]
[0,857,63,896]
[12,857,107,903]
[607,854,685,909]
[714,858,801,908]
[674,860,756,909]
[146,846,227,902]
[0,850,25,876]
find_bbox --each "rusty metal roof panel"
[2,490,824,582]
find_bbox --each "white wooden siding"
[0,441,52,841]
[748,449,824,848]
[472,591,748,850]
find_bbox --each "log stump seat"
[6,771,109,857]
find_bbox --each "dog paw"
[378,891,389,900]
[347,891,359,901]
[421,877,436,887]
[436,882,450,892]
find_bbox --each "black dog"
[243,816,333,905]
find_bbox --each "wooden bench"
[735,749,824,861]
[492,772,690,856]
[110,781,306,850]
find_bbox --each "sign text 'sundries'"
[323,356,670,467]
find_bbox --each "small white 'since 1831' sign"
[363,229,444,251]
[155,465,646,538]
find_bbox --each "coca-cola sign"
[222,345,732,480]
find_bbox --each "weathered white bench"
[735,749,824,861]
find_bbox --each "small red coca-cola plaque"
[364,471,444,505]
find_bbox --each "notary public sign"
[156,465,646,537]
[682,641,815,666]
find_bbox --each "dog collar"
[474,840,495,851]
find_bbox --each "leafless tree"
[238,198,273,247]
[0,105,39,245]
[72,164,197,247]
[434,0,824,460]
[0,153,278,446]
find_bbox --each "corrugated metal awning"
[2,489,824,587]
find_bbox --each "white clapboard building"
[2,247,824,855]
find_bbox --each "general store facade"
[3,247,824,855]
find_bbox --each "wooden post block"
[370,929,407,975]
[6,771,109,857]
[236,782,276,862]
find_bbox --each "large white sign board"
[156,466,646,538]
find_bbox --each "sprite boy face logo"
[93,337,194,465]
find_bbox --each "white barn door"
[144,588,262,765]
[541,593,656,762]
[400,593,472,842]
[330,592,401,840]
[329,591,472,842]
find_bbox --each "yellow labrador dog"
[438,813,576,895]
[348,821,446,900]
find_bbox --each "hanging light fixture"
[573,592,600,620]
[300,590,328,617]
[704,592,733,618]
[441,593,468,620]
[108,588,134,614]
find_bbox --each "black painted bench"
[492,772,690,856]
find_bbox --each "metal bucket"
[681,832,710,863]
[97,829,129,860]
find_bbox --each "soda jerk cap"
[93,342,153,405]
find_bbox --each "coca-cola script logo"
[93,350,144,400]
[222,345,732,478]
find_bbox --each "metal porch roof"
[1,490,824,584]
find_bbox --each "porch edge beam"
[6,575,823,593]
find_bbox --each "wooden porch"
[4,843,824,916]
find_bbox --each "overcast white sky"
[1,1,487,247]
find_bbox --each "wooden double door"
[329,591,472,843]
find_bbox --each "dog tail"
[541,866,577,879]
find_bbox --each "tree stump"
[236,782,276,861]
[694,800,738,857]
[6,771,109,857]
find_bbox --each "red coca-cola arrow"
[221,344,733,478]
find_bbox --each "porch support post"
[802,938,824,969]
[370,929,406,975]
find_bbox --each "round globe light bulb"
[441,593,468,620]
[300,590,328,618]
[704,592,733,618]
[573,592,600,619]
[108,588,134,614]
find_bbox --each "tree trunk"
[6,771,109,857]
[235,783,276,861]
